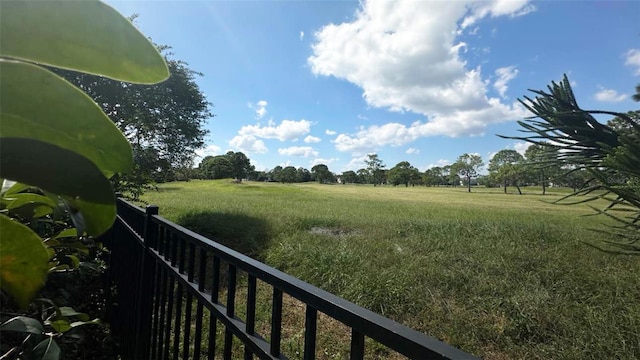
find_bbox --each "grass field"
[140,180,639,359]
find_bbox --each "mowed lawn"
[141,180,639,359]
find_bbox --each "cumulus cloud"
[193,144,223,166]
[344,154,370,171]
[300,31,305,41]
[325,129,337,135]
[229,134,268,154]
[494,66,519,98]
[406,147,420,155]
[309,0,532,146]
[249,100,268,119]
[238,119,312,141]
[304,135,321,143]
[310,157,338,167]
[278,146,319,158]
[594,87,627,102]
[625,49,640,75]
[426,159,451,169]
[513,141,531,156]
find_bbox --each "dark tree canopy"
[53,48,212,189]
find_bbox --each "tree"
[388,161,418,187]
[296,167,312,182]
[365,154,386,186]
[269,166,283,182]
[502,75,640,253]
[356,168,370,184]
[341,170,358,184]
[311,164,333,184]
[524,142,561,194]
[199,155,233,179]
[451,154,483,192]
[488,150,525,194]
[633,84,640,102]
[53,46,211,192]
[279,166,298,183]
[225,151,253,182]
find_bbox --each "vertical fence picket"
[224,264,237,360]
[303,306,318,360]
[350,329,365,360]
[270,288,283,357]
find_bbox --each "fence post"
[135,204,159,359]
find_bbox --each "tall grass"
[142,180,639,359]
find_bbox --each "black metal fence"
[102,198,477,359]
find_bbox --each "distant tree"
[311,164,332,184]
[451,154,483,192]
[356,168,370,184]
[341,170,358,184]
[280,166,298,183]
[488,150,525,194]
[633,84,640,102]
[199,155,233,179]
[524,142,561,194]
[607,110,639,139]
[296,167,312,182]
[269,166,283,182]
[388,161,418,187]
[225,151,252,182]
[365,154,386,186]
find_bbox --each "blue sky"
[107,0,639,173]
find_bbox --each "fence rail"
[102,198,477,359]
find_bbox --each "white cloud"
[426,159,451,169]
[193,144,223,166]
[594,87,627,102]
[300,31,305,41]
[229,134,268,154]
[513,141,531,156]
[239,119,312,141]
[309,0,533,140]
[304,135,321,143]
[494,66,518,98]
[249,100,268,119]
[344,154,370,171]
[406,147,420,155]
[310,157,338,167]
[278,146,319,158]
[624,49,640,75]
[325,129,337,135]
[333,99,528,152]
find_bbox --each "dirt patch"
[309,227,357,238]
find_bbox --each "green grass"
[141,180,640,359]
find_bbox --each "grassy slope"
[141,180,639,359]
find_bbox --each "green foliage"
[502,75,640,253]
[488,149,525,194]
[311,164,334,184]
[55,52,212,192]
[0,1,168,357]
[388,161,420,187]
[365,154,386,185]
[451,153,483,192]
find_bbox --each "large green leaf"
[63,197,116,237]
[0,138,115,205]
[0,316,45,335]
[0,215,50,309]
[0,1,169,84]
[33,337,61,360]
[0,60,132,176]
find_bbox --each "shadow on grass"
[176,211,271,261]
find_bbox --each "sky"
[107,0,640,173]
